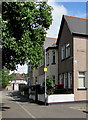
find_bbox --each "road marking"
[70,107,86,111]
[12,97,37,120]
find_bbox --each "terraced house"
[57,15,88,101]
[28,15,88,103]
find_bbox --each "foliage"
[22,73,28,81]
[0,68,15,88]
[1,68,9,88]
[8,73,15,82]
[2,2,53,70]
[43,77,55,95]
[46,78,55,88]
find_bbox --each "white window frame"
[64,73,67,88]
[59,74,64,84]
[66,43,70,58]
[78,72,86,89]
[68,72,72,89]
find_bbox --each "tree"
[0,68,15,88]
[7,73,15,82]
[22,73,28,81]
[1,68,9,88]
[2,2,53,70]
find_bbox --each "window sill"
[61,58,65,61]
[77,88,87,90]
[51,63,56,65]
[66,56,70,59]
[61,56,71,61]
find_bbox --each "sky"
[11,1,87,74]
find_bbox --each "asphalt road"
[0,91,87,120]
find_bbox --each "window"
[66,43,70,58]
[47,53,49,65]
[68,72,72,89]
[59,74,64,84]
[61,45,65,60]
[52,51,55,64]
[61,43,70,60]
[64,73,67,88]
[78,72,86,88]
[52,75,55,83]
[35,77,38,84]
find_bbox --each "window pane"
[78,77,85,88]
[66,44,70,58]
[59,75,62,84]
[61,46,65,60]
[68,73,72,89]
[79,72,85,76]
[52,51,55,63]
[52,75,55,83]
[59,74,64,84]
[64,73,67,88]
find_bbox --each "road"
[0,91,87,120]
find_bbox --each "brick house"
[28,15,88,103]
[57,15,88,101]
[28,37,57,86]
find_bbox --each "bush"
[43,78,55,95]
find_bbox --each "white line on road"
[12,97,37,120]
[16,101,37,119]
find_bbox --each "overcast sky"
[11,1,87,74]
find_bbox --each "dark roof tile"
[64,15,88,35]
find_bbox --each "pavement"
[0,91,88,120]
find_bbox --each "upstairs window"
[46,53,49,65]
[47,53,49,65]
[61,45,65,60]
[52,51,55,64]
[66,43,70,58]
[61,43,70,60]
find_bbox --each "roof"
[44,37,57,49]
[64,15,88,36]
[57,15,88,45]
[13,74,24,80]
[46,43,58,51]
